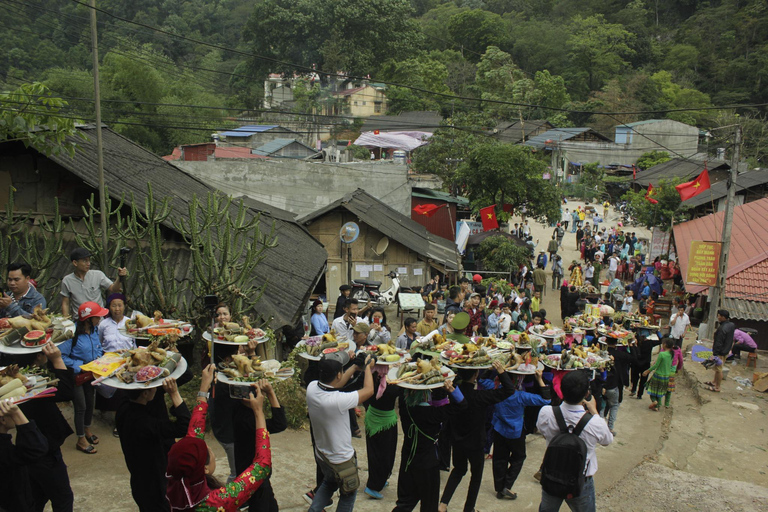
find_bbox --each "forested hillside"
[3,0,768,161]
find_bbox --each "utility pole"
[703,125,741,340]
[90,0,109,268]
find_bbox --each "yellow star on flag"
[487,213,493,219]
[693,182,701,188]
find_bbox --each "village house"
[298,189,459,315]
[328,84,387,117]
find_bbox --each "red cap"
[77,301,109,321]
[472,274,482,283]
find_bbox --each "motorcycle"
[351,271,408,306]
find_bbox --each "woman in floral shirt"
[165,364,272,512]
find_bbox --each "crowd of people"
[0,200,760,512]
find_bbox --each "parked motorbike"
[351,271,410,306]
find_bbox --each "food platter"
[120,320,193,340]
[0,337,67,355]
[541,349,611,372]
[217,361,295,386]
[296,338,351,361]
[203,330,267,345]
[98,357,188,390]
[528,326,565,339]
[387,365,455,390]
[507,361,545,375]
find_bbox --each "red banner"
[479,205,499,231]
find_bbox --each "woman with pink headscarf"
[165,365,271,511]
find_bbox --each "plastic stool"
[747,352,758,369]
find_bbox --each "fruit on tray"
[22,330,47,346]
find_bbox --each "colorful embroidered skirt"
[647,373,670,401]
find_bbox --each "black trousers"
[440,443,485,512]
[393,463,441,512]
[491,430,526,493]
[29,448,74,512]
[631,361,651,397]
[366,424,398,491]
[437,422,451,470]
[732,342,756,356]
[246,478,278,512]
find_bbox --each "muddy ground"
[46,203,768,511]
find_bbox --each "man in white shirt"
[306,351,374,512]
[584,262,594,282]
[330,298,369,348]
[523,220,531,237]
[668,305,690,349]
[537,371,612,511]
[607,254,619,282]
[499,305,513,335]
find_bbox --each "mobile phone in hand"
[229,385,254,400]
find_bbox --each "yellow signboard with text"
[686,241,721,287]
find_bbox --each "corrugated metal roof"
[618,119,666,128]
[253,138,317,156]
[683,168,768,207]
[722,297,768,321]
[45,126,327,329]
[221,125,280,137]
[298,189,460,271]
[492,120,553,144]
[635,158,730,187]
[524,128,611,149]
[672,197,768,300]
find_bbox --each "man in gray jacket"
[0,262,46,317]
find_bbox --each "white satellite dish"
[372,236,389,256]
[340,222,360,244]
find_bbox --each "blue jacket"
[487,313,501,335]
[59,330,103,374]
[0,286,46,318]
[492,390,551,440]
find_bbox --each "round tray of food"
[0,310,75,354]
[203,326,267,345]
[387,359,455,390]
[296,334,349,361]
[120,311,193,340]
[440,343,503,369]
[217,357,295,385]
[99,343,188,389]
[507,360,545,375]
[528,325,565,338]
[541,345,611,371]
[0,364,59,403]
[564,315,599,332]
[359,344,410,365]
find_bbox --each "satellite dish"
[340,222,360,244]
[372,236,389,256]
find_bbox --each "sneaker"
[496,488,517,500]
[364,487,384,499]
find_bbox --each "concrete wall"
[563,120,699,166]
[172,159,413,217]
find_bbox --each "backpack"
[540,406,592,499]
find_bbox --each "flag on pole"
[412,204,442,217]
[502,203,514,213]
[645,184,658,204]
[479,205,499,231]
[675,168,711,201]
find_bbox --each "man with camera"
[306,350,375,512]
[0,262,46,317]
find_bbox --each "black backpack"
[540,406,592,499]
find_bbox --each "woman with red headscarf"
[165,364,272,511]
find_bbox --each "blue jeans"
[309,454,358,512]
[602,387,620,431]
[539,476,595,512]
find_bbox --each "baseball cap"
[70,247,91,261]
[353,323,370,334]
[318,351,351,376]
[78,301,109,320]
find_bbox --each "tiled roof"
[673,197,768,300]
[635,158,730,187]
[523,127,612,149]
[333,86,366,97]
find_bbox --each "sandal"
[703,381,715,387]
[77,444,98,454]
[703,384,720,393]
[648,403,658,411]
[86,434,99,445]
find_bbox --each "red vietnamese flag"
[675,168,711,201]
[645,184,658,204]
[501,203,514,213]
[413,203,441,217]
[479,204,499,231]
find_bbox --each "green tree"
[411,112,495,189]
[566,15,635,95]
[446,10,513,60]
[243,0,423,79]
[475,236,530,273]
[379,55,452,114]
[0,82,84,157]
[636,150,671,170]
[622,178,691,231]
[579,162,606,201]
[457,143,561,223]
